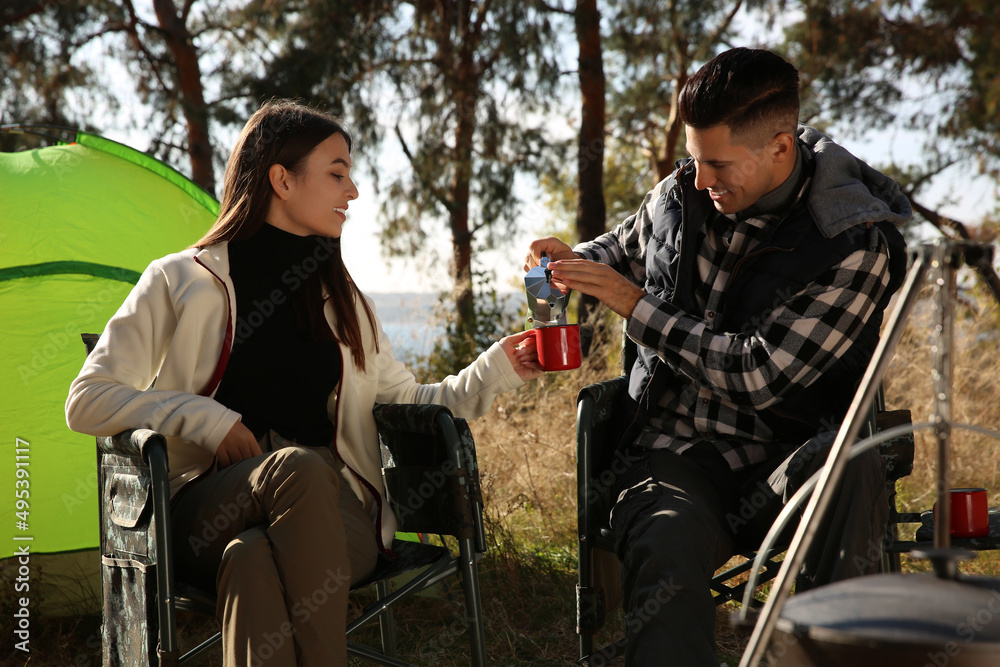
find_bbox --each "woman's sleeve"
[371,309,523,421]
[65,261,239,452]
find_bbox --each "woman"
[66,99,542,666]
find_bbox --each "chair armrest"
[577,376,629,430]
[373,402,454,437]
[373,403,462,467]
[97,428,170,468]
[875,409,915,482]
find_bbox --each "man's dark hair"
[678,47,799,148]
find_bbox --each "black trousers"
[611,434,889,666]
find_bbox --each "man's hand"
[216,420,263,468]
[548,258,645,319]
[524,237,579,271]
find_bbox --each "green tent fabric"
[0,128,218,616]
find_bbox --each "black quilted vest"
[628,158,908,444]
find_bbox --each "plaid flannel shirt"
[576,179,891,470]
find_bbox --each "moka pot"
[524,252,581,370]
[524,252,571,327]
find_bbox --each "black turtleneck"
[213,224,341,447]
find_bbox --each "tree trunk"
[656,69,687,181]
[575,0,607,355]
[449,4,477,349]
[152,0,215,193]
[575,0,606,245]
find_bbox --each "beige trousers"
[171,443,379,666]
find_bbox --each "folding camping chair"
[83,334,488,667]
[573,352,915,665]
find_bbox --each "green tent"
[0,127,218,616]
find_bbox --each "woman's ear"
[268,164,293,201]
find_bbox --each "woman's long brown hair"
[194,99,378,370]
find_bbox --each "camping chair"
[83,334,488,667]
[574,364,915,665]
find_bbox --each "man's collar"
[736,143,808,222]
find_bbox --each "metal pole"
[932,242,956,552]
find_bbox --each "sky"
[338,176,543,296]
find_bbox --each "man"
[526,48,910,664]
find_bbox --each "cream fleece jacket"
[66,241,524,549]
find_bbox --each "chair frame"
[84,334,488,667]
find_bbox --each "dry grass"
[476,320,620,550]
[885,286,1000,580]
[887,290,1000,504]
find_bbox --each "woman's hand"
[216,420,263,468]
[500,329,544,381]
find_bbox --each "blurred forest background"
[3,0,1000,664]
[5,0,1000,360]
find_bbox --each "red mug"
[534,324,582,371]
[936,488,990,538]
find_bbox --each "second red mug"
[935,487,990,538]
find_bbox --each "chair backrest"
[576,376,630,553]
[82,332,100,355]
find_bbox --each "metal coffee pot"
[524,252,571,328]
